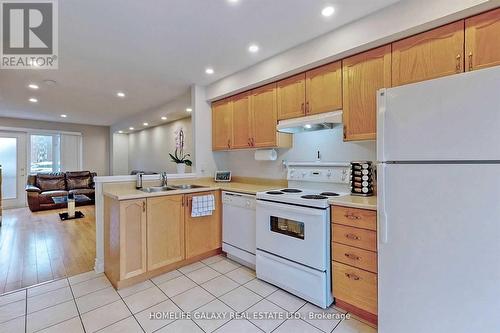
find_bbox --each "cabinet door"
[251,83,278,147]
[231,92,252,149]
[212,99,233,150]
[306,61,342,115]
[119,199,147,280]
[185,191,221,259]
[342,45,391,141]
[146,195,184,271]
[277,73,306,120]
[465,8,500,71]
[392,21,464,86]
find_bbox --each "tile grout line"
[67,277,87,333]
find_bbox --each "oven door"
[256,199,329,271]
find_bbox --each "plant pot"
[176,163,186,174]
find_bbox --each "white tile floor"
[0,255,377,333]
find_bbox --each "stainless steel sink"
[140,186,176,193]
[170,184,207,190]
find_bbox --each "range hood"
[277,110,343,134]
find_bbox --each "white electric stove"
[255,162,350,308]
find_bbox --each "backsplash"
[213,127,376,179]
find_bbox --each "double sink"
[140,184,207,193]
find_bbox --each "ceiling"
[0,0,400,126]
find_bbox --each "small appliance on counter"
[135,172,144,189]
[214,170,231,182]
[350,161,374,196]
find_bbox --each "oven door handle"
[256,199,326,216]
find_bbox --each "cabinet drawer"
[333,261,377,315]
[332,243,377,273]
[332,206,376,231]
[332,224,377,252]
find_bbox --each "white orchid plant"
[170,128,192,166]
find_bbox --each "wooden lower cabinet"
[146,195,185,271]
[104,191,222,289]
[184,191,221,259]
[119,199,147,280]
[331,205,378,325]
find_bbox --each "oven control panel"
[287,166,349,183]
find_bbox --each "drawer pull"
[344,253,360,261]
[345,273,360,281]
[344,213,361,220]
[345,233,360,240]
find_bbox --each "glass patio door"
[0,132,27,208]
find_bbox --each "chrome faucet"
[160,172,168,187]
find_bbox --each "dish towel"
[191,194,215,217]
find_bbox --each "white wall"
[214,127,376,179]
[128,117,193,174]
[112,133,129,175]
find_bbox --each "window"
[29,134,60,173]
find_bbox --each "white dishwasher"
[222,191,256,268]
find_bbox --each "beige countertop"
[329,195,377,210]
[103,178,283,201]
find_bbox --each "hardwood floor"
[0,206,95,294]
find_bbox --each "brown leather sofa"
[26,171,96,212]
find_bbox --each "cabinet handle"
[251,138,255,146]
[248,138,251,147]
[344,213,361,220]
[456,54,461,71]
[345,233,360,240]
[227,139,231,149]
[301,102,304,114]
[305,101,310,114]
[343,125,347,140]
[345,273,360,281]
[345,253,360,261]
[468,52,473,71]
[142,201,146,212]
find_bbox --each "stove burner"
[280,188,303,193]
[301,195,328,200]
[266,191,285,195]
[320,192,340,197]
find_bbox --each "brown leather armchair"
[26,171,96,212]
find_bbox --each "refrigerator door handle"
[378,163,388,244]
[376,89,387,162]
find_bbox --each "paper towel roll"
[254,149,277,161]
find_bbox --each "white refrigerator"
[377,66,500,333]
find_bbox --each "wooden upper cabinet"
[146,195,184,271]
[184,191,221,259]
[231,92,252,149]
[466,8,500,71]
[251,83,279,148]
[212,99,233,150]
[305,61,342,115]
[392,21,464,86]
[119,199,147,280]
[277,73,306,120]
[342,45,391,141]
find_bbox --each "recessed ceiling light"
[205,68,214,75]
[161,116,167,120]
[129,127,134,130]
[143,122,149,126]
[28,83,39,90]
[248,44,259,53]
[321,6,335,17]
[186,108,192,112]
[60,114,67,118]
[29,97,38,103]
[118,130,123,134]
[116,91,126,98]
[227,0,239,3]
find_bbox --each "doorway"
[0,131,27,208]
